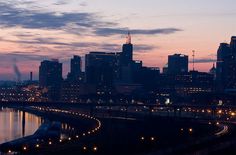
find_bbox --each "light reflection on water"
[0,107,78,144]
[0,108,42,144]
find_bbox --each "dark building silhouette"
[118,33,137,83]
[230,36,236,51]
[167,54,188,75]
[67,55,83,82]
[61,80,81,103]
[216,43,230,91]
[216,37,236,92]
[174,71,214,96]
[35,33,222,103]
[162,63,168,74]
[133,66,160,91]
[71,55,81,77]
[30,72,33,81]
[85,52,120,86]
[159,71,214,97]
[120,32,133,66]
[209,63,216,80]
[61,33,137,98]
[39,59,62,101]
[61,55,86,102]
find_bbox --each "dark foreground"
[1,107,236,155]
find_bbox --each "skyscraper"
[167,54,188,75]
[121,32,133,66]
[85,52,119,86]
[230,36,236,52]
[71,55,81,76]
[67,55,82,81]
[30,72,33,82]
[216,37,236,91]
[118,32,135,83]
[39,59,62,101]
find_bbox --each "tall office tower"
[216,38,236,91]
[229,37,236,89]
[30,72,33,81]
[216,43,230,91]
[167,54,188,75]
[230,36,236,52]
[121,32,133,66]
[39,59,62,101]
[85,52,119,86]
[67,55,82,81]
[118,32,135,84]
[71,55,81,76]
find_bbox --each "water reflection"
[0,108,42,144]
[0,107,81,145]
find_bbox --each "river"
[0,107,42,144]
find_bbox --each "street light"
[189,128,193,133]
[23,146,27,151]
[151,137,155,141]
[93,146,98,152]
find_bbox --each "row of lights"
[140,136,156,141]
[83,146,98,152]
[7,106,102,154]
[35,106,102,138]
[149,107,236,120]
[8,143,99,153]
[180,128,193,133]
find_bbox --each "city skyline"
[0,0,236,80]
[1,1,236,155]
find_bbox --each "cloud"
[190,58,217,63]
[94,28,182,36]
[0,2,182,38]
[53,0,69,6]
[0,35,156,53]
[0,2,181,37]
[80,1,88,7]
[0,52,47,61]
[0,2,116,30]
[134,45,156,52]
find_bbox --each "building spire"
[192,50,195,71]
[126,31,131,44]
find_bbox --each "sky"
[0,0,236,80]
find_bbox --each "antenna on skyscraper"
[192,50,195,71]
[126,31,131,44]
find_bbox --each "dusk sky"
[0,0,236,80]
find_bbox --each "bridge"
[0,101,236,120]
